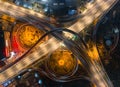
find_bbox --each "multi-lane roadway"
[0,0,118,84]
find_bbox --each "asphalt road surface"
[0,0,118,84]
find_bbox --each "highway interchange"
[0,0,118,84]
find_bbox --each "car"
[87,0,94,4]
